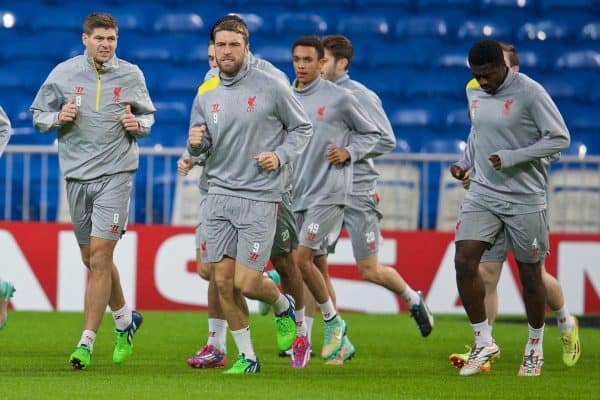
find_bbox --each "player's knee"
[358,264,378,282]
[197,261,210,281]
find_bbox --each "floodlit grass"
[0,311,598,399]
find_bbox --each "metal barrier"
[1,144,600,231]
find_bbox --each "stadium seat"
[578,21,600,42]
[395,16,448,39]
[274,12,328,38]
[162,66,204,97]
[555,50,600,69]
[3,32,79,62]
[110,11,147,32]
[548,169,600,233]
[153,13,205,33]
[153,101,188,124]
[420,138,466,154]
[536,74,583,101]
[31,8,90,31]
[254,45,292,64]
[457,20,513,42]
[369,43,432,67]
[337,16,391,42]
[404,74,464,99]
[516,20,570,42]
[445,107,470,130]
[184,43,209,65]
[539,0,596,12]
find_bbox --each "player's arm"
[124,68,156,138]
[272,83,313,167]
[340,92,382,163]
[187,95,211,156]
[351,90,395,158]
[30,73,67,133]
[0,106,11,156]
[490,87,570,170]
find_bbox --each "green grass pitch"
[0,311,598,399]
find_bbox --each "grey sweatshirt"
[0,106,11,157]
[454,70,570,207]
[192,54,292,194]
[291,77,382,211]
[333,73,396,194]
[187,62,312,202]
[31,53,156,181]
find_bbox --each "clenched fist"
[58,98,78,124]
[254,152,280,171]
[177,157,192,176]
[189,125,206,147]
[121,104,140,133]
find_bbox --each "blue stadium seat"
[337,16,391,42]
[0,9,30,31]
[254,45,292,64]
[555,50,600,69]
[153,101,188,124]
[395,16,448,39]
[31,8,90,31]
[404,74,464,99]
[275,13,328,38]
[539,0,596,12]
[457,20,513,42]
[369,42,432,67]
[153,13,205,33]
[536,74,583,101]
[162,66,204,97]
[516,20,570,42]
[110,11,148,32]
[578,21,600,42]
[445,107,470,130]
[420,138,465,154]
[4,32,79,62]
[184,43,210,65]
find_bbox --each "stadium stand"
[0,0,598,227]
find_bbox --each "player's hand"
[189,125,206,147]
[177,157,192,176]
[450,165,466,180]
[461,170,471,190]
[489,154,502,170]
[121,104,140,133]
[327,145,351,165]
[58,98,78,124]
[254,152,280,171]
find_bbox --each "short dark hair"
[292,36,324,59]
[211,14,249,44]
[468,40,504,67]
[83,12,118,35]
[322,35,354,70]
[499,41,519,68]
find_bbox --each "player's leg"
[454,199,501,376]
[294,206,348,361]
[0,279,15,330]
[540,264,581,366]
[506,211,547,376]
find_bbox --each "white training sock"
[77,330,96,352]
[554,306,574,334]
[472,320,493,347]
[295,307,307,337]
[207,318,228,352]
[400,286,421,308]
[319,298,336,321]
[273,293,290,315]
[231,327,256,361]
[525,324,545,355]
[305,316,314,344]
[112,304,132,331]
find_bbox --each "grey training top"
[454,70,570,208]
[187,62,312,202]
[291,77,382,211]
[333,73,396,195]
[0,106,11,157]
[31,53,156,181]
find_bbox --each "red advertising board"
[0,222,598,314]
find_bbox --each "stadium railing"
[1,144,600,232]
